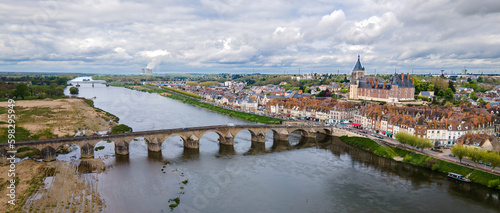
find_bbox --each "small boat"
[76,83,80,87]
[447,172,472,183]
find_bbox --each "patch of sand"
[0,160,45,211]
[0,98,117,138]
[0,160,105,212]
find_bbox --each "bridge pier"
[42,146,56,162]
[219,144,236,155]
[184,135,200,149]
[220,134,234,146]
[273,133,289,142]
[251,133,266,143]
[81,143,94,159]
[115,141,130,155]
[147,137,163,152]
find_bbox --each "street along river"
[64,77,500,212]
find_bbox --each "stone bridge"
[0,124,353,163]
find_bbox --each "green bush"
[69,87,79,94]
[94,146,105,151]
[403,155,412,162]
[431,163,440,171]
[487,179,500,189]
[111,124,133,133]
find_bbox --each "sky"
[1,0,500,75]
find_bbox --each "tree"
[467,148,486,167]
[416,137,433,151]
[443,88,454,101]
[448,81,456,93]
[469,91,478,101]
[316,89,330,97]
[186,82,198,87]
[14,83,29,99]
[395,132,412,147]
[485,152,500,172]
[69,87,79,94]
[451,145,468,163]
[477,76,483,83]
[432,77,448,91]
[478,98,487,105]
[395,132,432,150]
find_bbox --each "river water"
[64,77,500,213]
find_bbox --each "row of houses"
[352,103,500,150]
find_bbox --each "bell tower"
[351,55,365,82]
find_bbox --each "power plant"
[141,68,153,75]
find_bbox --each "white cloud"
[0,0,499,74]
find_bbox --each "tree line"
[0,75,73,100]
[395,132,433,150]
[451,145,500,171]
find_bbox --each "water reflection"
[181,148,200,161]
[147,151,163,163]
[218,144,236,157]
[244,141,266,155]
[113,154,130,166]
[325,136,500,211]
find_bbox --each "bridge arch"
[161,135,185,158]
[198,131,223,153]
[41,145,56,162]
[288,128,311,138]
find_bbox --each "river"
[64,77,500,213]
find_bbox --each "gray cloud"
[1,0,499,74]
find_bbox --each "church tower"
[351,55,365,82]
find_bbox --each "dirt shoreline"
[0,98,117,138]
[0,159,105,212]
[0,98,114,212]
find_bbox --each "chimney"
[298,90,303,94]
[401,73,404,81]
[383,82,386,89]
[407,73,409,81]
[366,78,369,84]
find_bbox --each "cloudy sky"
[1,0,500,74]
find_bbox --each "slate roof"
[420,91,434,98]
[353,55,365,71]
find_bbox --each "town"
[110,56,500,152]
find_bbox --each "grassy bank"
[340,136,500,189]
[118,84,283,124]
[339,136,397,159]
[160,86,201,99]
[81,98,119,122]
